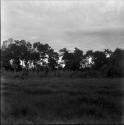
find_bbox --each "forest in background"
[1,38,124,78]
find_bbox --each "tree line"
[1,38,124,77]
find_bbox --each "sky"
[1,0,124,52]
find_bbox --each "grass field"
[1,72,124,124]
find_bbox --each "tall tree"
[59,48,83,70]
[108,48,124,77]
[72,48,83,70]
[33,42,51,66]
[48,49,59,70]
[92,51,107,70]
[82,50,94,68]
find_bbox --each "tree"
[1,48,13,71]
[48,49,59,70]
[107,48,124,77]
[8,40,29,71]
[1,39,32,71]
[33,42,52,67]
[104,49,112,58]
[59,48,74,70]
[59,48,83,71]
[92,51,107,70]
[72,48,83,70]
[82,50,94,68]
[30,51,40,68]
[59,48,69,70]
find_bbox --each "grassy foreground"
[1,72,124,124]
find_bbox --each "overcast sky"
[1,0,124,51]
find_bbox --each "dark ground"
[1,71,124,124]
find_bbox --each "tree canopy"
[1,38,124,77]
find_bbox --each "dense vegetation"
[1,38,124,77]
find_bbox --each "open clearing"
[1,75,124,124]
